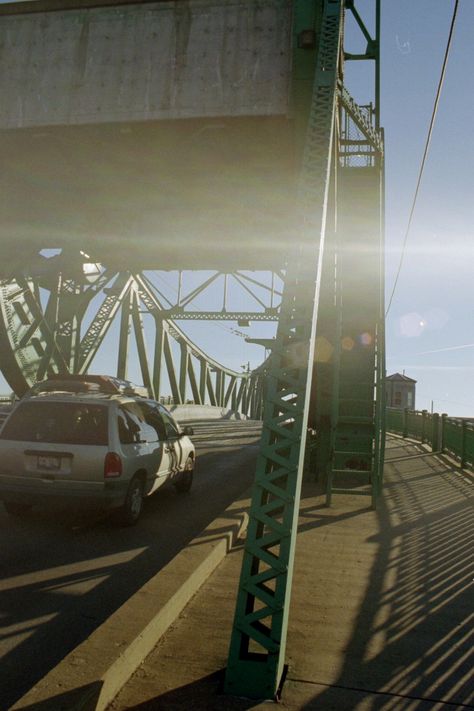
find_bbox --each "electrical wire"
[385,0,460,316]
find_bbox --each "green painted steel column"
[179,342,189,403]
[163,330,180,404]
[294,0,333,481]
[225,0,343,699]
[231,379,237,411]
[216,370,223,407]
[403,408,409,438]
[461,420,467,468]
[152,317,165,400]
[130,289,153,394]
[431,412,440,451]
[224,376,236,408]
[37,268,85,381]
[187,357,201,404]
[117,289,132,380]
[206,369,217,406]
[421,409,428,444]
[199,358,207,404]
[440,413,448,452]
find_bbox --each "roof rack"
[26,374,150,399]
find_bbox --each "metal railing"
[386,407,474,470]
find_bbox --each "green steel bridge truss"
[0,267,274,416]
[224,0,385,699]
[0,0,385,700]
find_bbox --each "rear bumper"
[0,477,129,511]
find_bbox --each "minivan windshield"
[0,401,108,445]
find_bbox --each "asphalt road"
[0,419,261,710]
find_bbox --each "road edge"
[12,497,249,711]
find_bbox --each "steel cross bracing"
[339,85,383,156]
[224,0,345,699]
[141,270,283,322]
[326,0,385,506]
[0,266,266,418]
[225,0,385,699]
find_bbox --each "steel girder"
[325,0,385,506]
[225,0,385,699]
[0,265,265,418]
[224,0,344,699]
[142,270,282,322]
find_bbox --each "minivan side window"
[117,409,138,445]
[140,402,166,441]
[158,406,180,439]
[119,403,159,444]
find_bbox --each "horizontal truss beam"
[153,310,279,322]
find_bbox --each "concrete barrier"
[12,497,249,711]
[169,404,248,422]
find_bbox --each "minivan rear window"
[0,401,108,445]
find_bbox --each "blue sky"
[381,0,473,416]
[0,0,472,417]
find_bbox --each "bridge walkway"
[110,435,473,710]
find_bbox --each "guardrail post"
[461,420,467,468]
[421,410,428,443]
[431,412,440,451]
[402,408,408,438]
[440,413,448,452]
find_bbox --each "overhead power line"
[386,0,460,316]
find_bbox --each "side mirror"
[181,426,194,437]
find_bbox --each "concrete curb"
[12,498,249,711]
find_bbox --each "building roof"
[386,372,417,383]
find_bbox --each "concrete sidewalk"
[110,436,473,710]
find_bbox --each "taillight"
[104,452,122,478]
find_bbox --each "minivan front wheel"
[174,457,194,494]
[118,475,144,526]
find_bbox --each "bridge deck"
[0,0,299,271]
[111,435,473,709]
[0,117,298,271]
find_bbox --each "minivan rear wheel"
[4,501,32,517]
[118,475,144,526]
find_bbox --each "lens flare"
[342,336,355,351]
[359,332,373,346]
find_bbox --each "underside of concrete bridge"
[0,0,301,271]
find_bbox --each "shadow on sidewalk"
[13,681,103,711]
[112,670,261,710]
[299,437,474,709]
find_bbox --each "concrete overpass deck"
[111,435,473,710]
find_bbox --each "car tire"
[174,456,194,494]
[4,501,32,517]
[117,475,144,526]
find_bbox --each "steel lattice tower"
[225,0,384,699]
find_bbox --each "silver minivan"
[0,376,195,524]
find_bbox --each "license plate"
[37,455,61,470]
